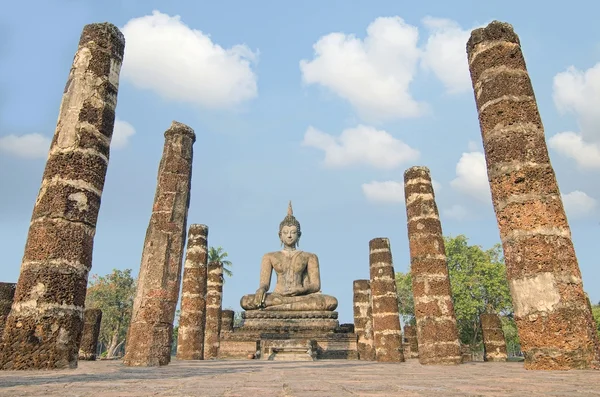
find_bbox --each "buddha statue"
[240,202,338,312]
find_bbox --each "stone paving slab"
[0,359,599,396]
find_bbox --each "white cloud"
[0,133,50,159]
[548,132,600,168]
[443,204,468,220]
[300,17,427,122]
[302,125,419,169]
[450,151,491,203]
[362,181,405,203]
[111,118,136,150]
[420,17,473,94]
[467,140,481,152]
[562,190,597,219]
[550,63,600,168]
[121,10,258,109]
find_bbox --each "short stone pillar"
[353,280,375,360]
[176,224,209,361]
[0,283,16,337]
[78,309,103,361]
[221,310,234,334]
[368,238,404,362]
[203,261,224,359]
[481,313,508,362]
[124,121,196,367]
[467,21,600,370]
[403,325,419,359]
[0,23,125,370]
[404,166,462,365]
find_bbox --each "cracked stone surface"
[1,359,598,396]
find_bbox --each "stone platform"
[241,310,339,332]
[1,359,598,396]
[219,310,357,360]
[261,338,317,361]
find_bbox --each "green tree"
[395,271,415,325]
[591,301,600,338]
[85,269,136,358]
[172,309,181,356]
[445,235,514,351]
[208,246,233,278]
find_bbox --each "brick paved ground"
[0,359,598,396]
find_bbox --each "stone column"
[221,310,234,333]
[467,21,600,370]
[203,261,223,359]
[369,238,404,362]
[353,280,375,360]
[123,121,196,367]
[480,313,508,362]
[0,283,16,337]
[0,24,124,370]
[176,224,208,361]
[78,309,102,360]
[404,166,462,365]
[403,325,419,359]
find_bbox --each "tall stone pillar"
[0,283,16,337]
[78,309,102,360]
[466,21,600,370]
[404,166,462,365]
[0,23,124,370]
[353,280,375,360]
[480,313,508,362]
[221,310,234,333]
[369,238,404,362]
[403,325,419,359]
[203,261,223,359]
[176,224,208,361]
[124,121,196,367]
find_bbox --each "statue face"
[280,225,299,247]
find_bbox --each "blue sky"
[1,1,600,324]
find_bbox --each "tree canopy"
[395,271,414,325]
[85,268,136,358]
[591,301,600,338]
[445,235,513,349]
[208,246,233,278]
[395,235,517,353]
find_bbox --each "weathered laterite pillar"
[221,310,234,334]
[203,261,223,359]
[403,325,419,359]
[78,309,102,360]
[124,121,196,367]
[467,21,600,370]
[176,224,209,361]
[0,23,124,370]
[369,238,404,362]
[404,166,462,365]
[481,313,508,362]
[353,280,375,360]
[0,283,16,337]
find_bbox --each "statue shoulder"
[302,251,319,261]
[262,251,280,259]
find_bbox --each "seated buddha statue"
[240,202,338,312]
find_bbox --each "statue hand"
[287,286,306,296]
[255,287,267,307]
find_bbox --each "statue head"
[279,201,301,247]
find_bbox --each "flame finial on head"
[288,200,293,216]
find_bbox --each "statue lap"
[240,292,338,311]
